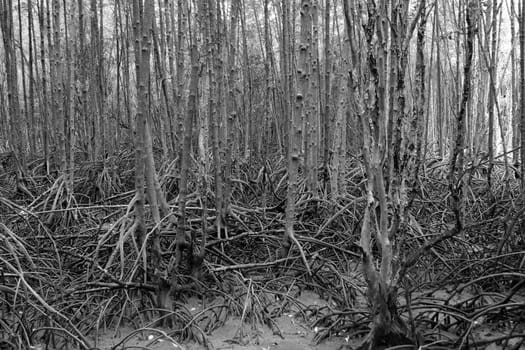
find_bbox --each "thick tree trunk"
[343,1,427,348]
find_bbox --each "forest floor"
[0,153,524,350]
[94,292,351,350]
[88,290,525,350]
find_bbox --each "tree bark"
[280,0,310,276]
[1,0,26,167]
[521,0,525,189]
[322,0,331,189]
[449,0,476,230]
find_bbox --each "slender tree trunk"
[521,0,525,189]
[38,0,50,172]
[1,0,26,167]
[98,0,105,159]
[18,0,29,157]
[151,13,168,157]
[281,0,291,157]
[52,0,66,171]
[280,0,310,276]
[113,0,121,151]
[322,0,331,189]
[65,0,76,195]
[175,33,199,279]
[309,0,320,194]
[264,0,271,159]
[199,0,225,239]
[329,62,342,198]
[152,11,175,158]
[169,0,184,155]
[78,0,89,158]
[435,2,444,158]
[132,0,147,275]
[28,0,36,154]
[487,0,499,191]
[510,0,519,166]
[407,0,427,204]
[449,0,476,229]
[90,0,106,161]
[241,1,254,158]
[223,0,240,220]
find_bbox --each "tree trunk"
[342,1,427,348]
[487,0,498,191]
[284,0,310,259]
[223,0,240,222]
[1,0,26,167]
[449,0,476,230]
[132,0,147,275]
[307,0,319,194]
[322,0,331,189]
[280,0,310,276]
[28,0,36,154]
[434,2,444,158]
[17,0,29,156]
[511,0,519,167]
[521,0,525,189]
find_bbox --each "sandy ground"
[86,289,525,350]
[94,318,351,350]
[93,291,354,350]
